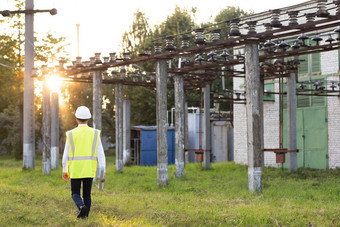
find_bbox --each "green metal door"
[303,108,328,169]
[283,107,328,169]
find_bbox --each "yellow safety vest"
[66,125,101,179]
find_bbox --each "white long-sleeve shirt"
[62,124,106,173]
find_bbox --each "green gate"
[282,81,328,169]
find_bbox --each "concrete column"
[23,0,35,169]
[123,99,131,165]
[51,92,59,169]
[203,84,211,169]
[174,75,185,177]
[115,83,123,172]
[93,71,102,130]
[42,81,51,174]
[184,102,189,163]
[156,60,168,186]
[245,43,264,193]
[93,71,102,178]
[287,72,297,171]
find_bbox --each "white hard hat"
[75,106,91,119]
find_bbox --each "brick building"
[233,0,340,169]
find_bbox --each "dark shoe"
[77,205,88,219]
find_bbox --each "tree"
[35,33,69,66]
[0,0,69,159]
[121,7,197,126]
[158,6,196,42]
[214,6,253,39]
[122,9,151,56]
[0,8,24,158]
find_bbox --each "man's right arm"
[62,139,69,173]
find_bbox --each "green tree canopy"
[121,6,197,126]
[0,0,69,158]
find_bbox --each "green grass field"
[0,155,339,226]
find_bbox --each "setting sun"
[46,75,63,92]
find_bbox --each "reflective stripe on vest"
[68,129,98,161]
[69,156,97,161]
[68,131,76,160]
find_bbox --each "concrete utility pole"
[287,72,297,171]
[93,70,102,178]
[50,92,59,169]
[23,0,35,169]
[203,84,211,169]
[174,67,185,177]
[245,43,264,193]
[115,83,123,173]
[156,59,168,186]
[184,102,189,163]
[123,99,131,165]
[93,71,102,130]
[42,80,51,174]
[0,0,58,169]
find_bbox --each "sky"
[1,0,308,62]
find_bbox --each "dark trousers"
[71,178,93,214]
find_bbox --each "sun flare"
[46,76,63,92]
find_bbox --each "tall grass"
[0,155,339,226]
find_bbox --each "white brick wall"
[233,78,281,167]
[321,39,339,75]
[233,64,248,165]
[233,102,248,165]
[327,76,340,169]
[263,82,280,168]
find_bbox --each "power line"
[0,62,19,70]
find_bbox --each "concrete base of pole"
[23,143,34,169]
[175,161,185,178]
[157,163,168,186]
[123,149,130,165]
[288,153,298,171]
[248,167,262,193]
[116,159,123,173]
[42,160,51,175]
[51,146,59,169]
[203,152,211,169]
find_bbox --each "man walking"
[62,106,106,219]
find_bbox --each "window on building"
[298,39,321,75]
[264,82,275,101]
